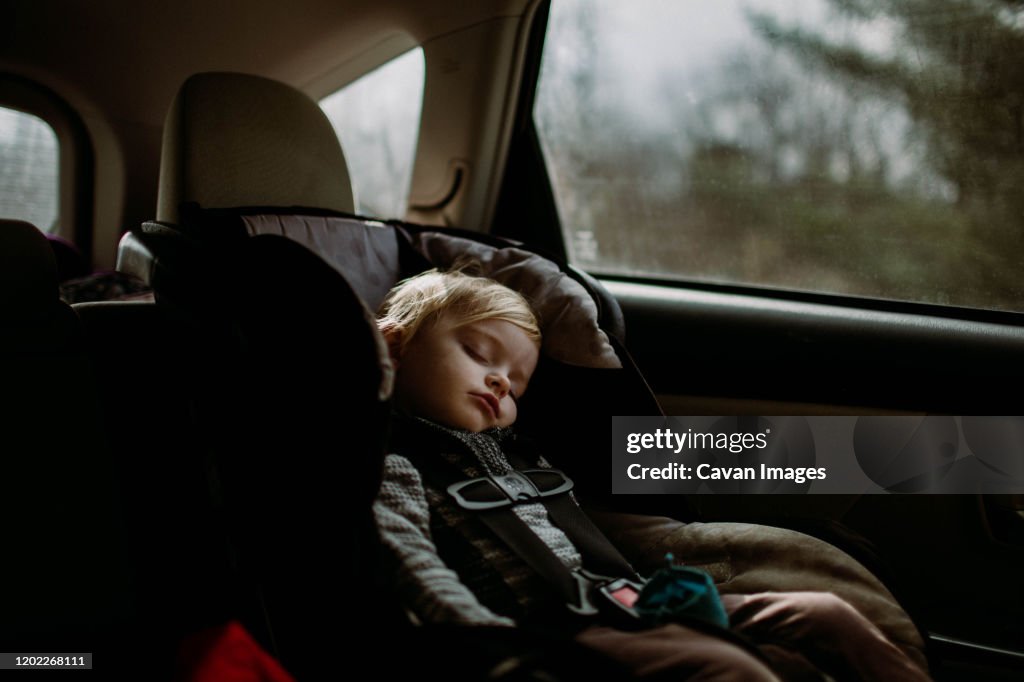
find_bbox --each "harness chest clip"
[568,567,645,625]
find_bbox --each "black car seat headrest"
[227,211,403,316]
[156,72,354,224]
[1,218,60,319]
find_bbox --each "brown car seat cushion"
[587,510,928,671]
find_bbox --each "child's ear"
[381,327,403,368]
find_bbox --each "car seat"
[0,219,134,657]
[121,71,929,678]
[145,203,929,675]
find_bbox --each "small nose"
[487,371,510,397]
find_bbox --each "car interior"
[2,1,1023,679]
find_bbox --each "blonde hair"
[377,269,541,354]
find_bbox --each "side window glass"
[320,47,425,219]
[535,0,1024,313]
[0,106,59,231]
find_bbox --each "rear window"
[320,47,425,219]
[534,0,1024,313]
[0,106,59,231]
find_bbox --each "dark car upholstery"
[0,219,132,652]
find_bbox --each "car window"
[0,105,59,231]
[320,47,425,219]
[534,0,1024,314]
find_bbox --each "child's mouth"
[472,393,500,419]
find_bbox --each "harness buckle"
[447,469,574,511]
[567,568,645,625]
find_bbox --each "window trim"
[0,73,94,264]
[492,1,567,260]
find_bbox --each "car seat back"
[0,219,132,651]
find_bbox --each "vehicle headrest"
[0,219,60,318]
[156,72,354,223]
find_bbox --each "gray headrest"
[157,72,354,223]
[407,231,622,369]
[0,219,59,317]
[241,213,401,314]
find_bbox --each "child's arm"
[373,453,516,627]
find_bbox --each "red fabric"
[177,621,297,682]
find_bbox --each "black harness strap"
[504,451,641,583]
[541,494,637,580]
[407,444,641,614]
[409,450,584,608]
[479,507,584,609]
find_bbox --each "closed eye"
[462,343,486,363]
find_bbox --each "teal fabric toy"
[634,553,729,629]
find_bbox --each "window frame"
[0,73,94,263]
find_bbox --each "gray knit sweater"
[372,419,583,627]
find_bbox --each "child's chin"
[464,419,493,434]
[438,414,487,433]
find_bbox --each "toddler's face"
[389,315,539,432]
